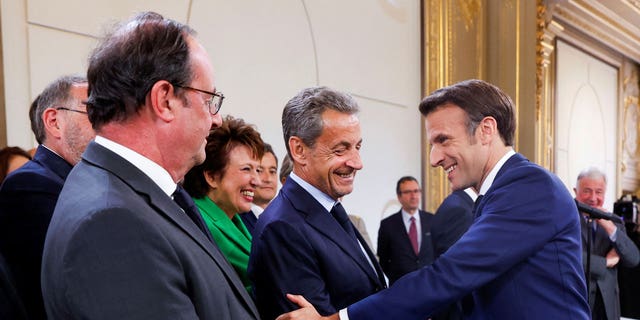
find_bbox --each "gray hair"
[576,166,607,187]
[281,86,359,156]
[29,75,88,144]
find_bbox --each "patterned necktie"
[408,216,419,255]
[173,185,212,241]
[331,202,358,242]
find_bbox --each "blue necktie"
[173,186,213,242]
[331,202,358,242]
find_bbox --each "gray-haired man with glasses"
[0,74,95,319]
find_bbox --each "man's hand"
[276,294,340,320]
[594,208,617,236]
[606,248,620,268]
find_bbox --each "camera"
[614,194,638,225]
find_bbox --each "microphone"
[575,199,622,223]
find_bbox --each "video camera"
[614,194,638,226]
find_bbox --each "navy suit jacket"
[248,178,386,320]
[348,153,590,319]
[41,142,259,319]
[377,209,434,284]
[432,189,474,258]
[0,145,72,319]
[240,210,258,236]
[431,189,474,320]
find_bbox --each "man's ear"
[288,136,307,165]
[149,80,176,122]
[42,108,63,139]
[477,116,498,145]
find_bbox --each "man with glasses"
[41,12,259,319]
[0,75,94,319]
[377,176,434,285]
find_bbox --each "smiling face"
[426,104,489,191]
[574,176,606,208]
[296,109,363,200]
[206,145,260,217]
[254,152,278,207]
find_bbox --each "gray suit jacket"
[582,217,640,320]
[41,142,260,319]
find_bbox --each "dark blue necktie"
[472,194,484,218]
[331,202,358,242]
[173,186,212,242]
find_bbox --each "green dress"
[193,196,253,292]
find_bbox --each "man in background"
[41,12,258,319]
[575,167,639,320]
[377,176,434,285]
[241,142,278,235]
[0,75,94,319]
[249,86,386,320]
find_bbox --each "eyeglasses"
[56,107,88,115]
[399,189,422,195]
[173,84,224,115]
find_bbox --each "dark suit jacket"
[41,142,259,319]
[347,153,590,319]
[582,217,639,320]
[0,145,72,319]
[240,210,258,236]
[248,178,386,320]
[377,209,434,284]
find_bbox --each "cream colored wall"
[1,0,422,248]
[555,40,618,210]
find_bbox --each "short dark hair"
[263,143,278,167]
[183,116,264,198]
[30,75,87,144]
[282,87,359,157]
[419,79,516,146]
[279,154,293,183]
[396,176,419,196]
[85,11,195,130]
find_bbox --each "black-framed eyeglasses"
[173,84,224,115]
[56,107,88,115]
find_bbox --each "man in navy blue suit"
[377,176,435,285]
[248,87,386,320]
[278,79,590,320]
[0,75,94,319]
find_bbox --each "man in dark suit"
[377,176,435,285]
[248,87,386,320]
[574,167,639,320]
[240,143,279,235]
[278,80,589,320]
[0,75,94,319]
[41,12,259,319]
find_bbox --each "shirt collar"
[402,209,420,224]
[289,171,336,213]
[94,135,177,197]
[478,148,515,196]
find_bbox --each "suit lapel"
[418,211,432,258]
[81,142,259,318]
[391,212,416,255]
[283,180,384,287]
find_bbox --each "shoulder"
[380,211,402,225]
[1,163,63,193]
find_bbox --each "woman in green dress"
[183,115,264,293]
